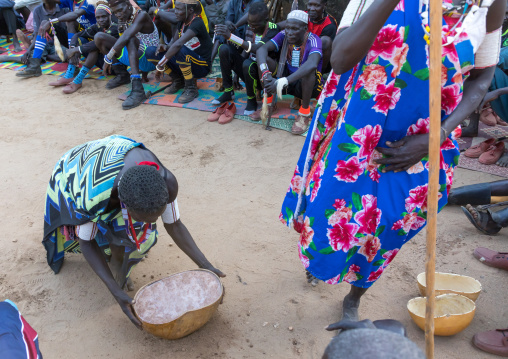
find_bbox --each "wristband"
[246,41,252,53]
[104,54,113,65]
[261,70,270,79]
[156,55,168,72]
[229,33,244,47]
[50,18,59,24]
[260,63,268,72]
[154,8,159,16]
[106,48,116,60]
[78,46,83,55]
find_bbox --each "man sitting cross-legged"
[213,1,279,115]
[154,0,212,104]
[48,1,119,94]
[255,10,323,135]
[94,0,160,110]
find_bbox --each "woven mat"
[456,121,508,151]
[0,36,106,79]
[118,76,309,135]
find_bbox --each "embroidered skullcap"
[287,10,308,24]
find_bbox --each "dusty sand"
[0,70,507,358]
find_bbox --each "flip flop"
[461,206,502,235]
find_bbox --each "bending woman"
[43,135,224,327]
[280,0,506,322]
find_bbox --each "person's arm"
[255,38,276,69]
[110,12,151,55]
[162,27,196,63]
[155,8,178,24]
[234,12,247,29]
[79,239,142,328]
[286,52,320,84]
[38,9,86,36]
[164,220,225,277]
[330,0,401,74]
[225,0,236,25]
[480,87,508,108]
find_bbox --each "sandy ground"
[0,70,507,359]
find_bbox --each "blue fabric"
[64,63,76,78]
[116,45,163,72]
[73,65,89,84]
[67,32,74,46]
[280,1,473,288]
[59,0,96,28]
[33,34,47,59]
[490,47,508,122]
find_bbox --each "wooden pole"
[425,0,442,358]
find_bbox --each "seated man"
[0,3,24,53]
[307,0,336,73]
[255,10,323,135]
[154,0,212,104]
[212,1,279,115]
[49,1,119,93]
[94,0,160,110]
[15,0,69,78]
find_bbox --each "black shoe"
[106,64,131,89]
[16,57,42,78]
[244,98,258,115]
[165,75,185,94]
[178,78,198,104]
[211,90,234,105]
[122,78,147,110]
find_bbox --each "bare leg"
[16,29,30,49]
[342,285,368,321]
[127,36,140,75]
[210,40,220,64]
[300,70,316,109]
[11,30,22,52]
[461,110,480,137]
[83,50,99,69]
[109,244,134,291]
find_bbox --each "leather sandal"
[291,114,311,135]
[208,102,228,122]
[473,329,508,357]
[249,103,277,122]
[218,102,236,124]
[474,247,508,271]
[461,205,502,235]
[479,142,506,165]
[464,138,496,158]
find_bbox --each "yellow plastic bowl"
[133,269,224,340]
[407,293,476,336]
[417,272,481,301]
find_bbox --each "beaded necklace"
[121,202,153,251]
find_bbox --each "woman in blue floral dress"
[280,0,506,321]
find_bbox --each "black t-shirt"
[177,16,212,65]
[249,22,279,61]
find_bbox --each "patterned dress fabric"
[43,135,158,282]
[280,0,479,288]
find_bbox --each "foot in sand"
[462,204,502,235]
[497,153,508,167]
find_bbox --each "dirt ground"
[0,70,507,359]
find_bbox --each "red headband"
[138,161,160,170]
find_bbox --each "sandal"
[473,247,508,271]
[291,114,311,135]
[480,107,497,126]
[473,329,508,357]
[461,205,502,235]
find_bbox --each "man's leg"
[174,46,209,104]
[62,50,100,94]
[49,37,89,86]
[213,43,243,105]
[249,56,277,121]
[242,58,259,115]
[288,70,319,135]
[121,37,147,110]
[1,8,22,52]
[94,32,131,89]
[343,285,368,321]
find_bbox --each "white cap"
[287,10,308,24]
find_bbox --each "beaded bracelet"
[229,34,244,47]
[104,55,113,65]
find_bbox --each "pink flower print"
[310,126,323,158]
[442,42,459,65]
[441,138,456,151]
[325,274,341,285]
[344,264,361,283]
[327,222,360,252]
[322,72,339,97]
[365,150,382,183]
[328,206,353,226]
[390,43,409,78]
[451,126,462,140]
[407,118,430,136]
[405,185,428,212]
[352,124,383,158]
[334,156,365,183]
[441,64,448,86]
[441,84,462,115]
[446,165,454,194]
[392,212,417,233]
[309,160,325,202]
[411,215,426,231]
[357,64,387,94]
[366,25,404,64]
[298,244,310,269]
[354,194,382,234]
[369,169,381,182]
[406,161,424,174]
[299,216,315,249]
[367,266,385,282]
[279,212,287,226]
[358,235,381,262]
[291,175,303,194]
[293,215,305,234]
[325,101,340,129]
[333,199,347,210]
[345,64,359,98]
[382,248,400,266]
[373,80,402,115]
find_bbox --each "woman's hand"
[375,134,430,173]
[114,290,143,329]
[200,263,226,278]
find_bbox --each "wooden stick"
[425,0,442,358]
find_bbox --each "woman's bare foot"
[462,204,502,235]
[12,41,22,53]
[305,270,319,287]
[125,277,135,291]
